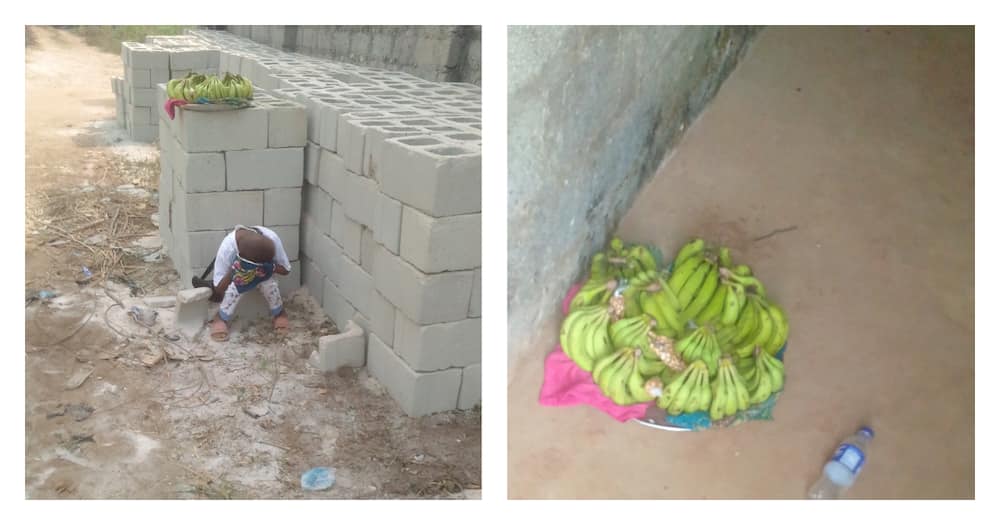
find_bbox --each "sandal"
[210,318,229,342]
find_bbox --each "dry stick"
[752,225,798,242]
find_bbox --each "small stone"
[243,403,270,418]
[177,288,212,305]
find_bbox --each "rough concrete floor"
[508,26,973,499]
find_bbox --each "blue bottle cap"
[859,426,874,438]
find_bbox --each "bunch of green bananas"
[561,235,790,418]
[592,347,665,405]
[709,356,751,420]
[166,72,254,102]
[657,360,712,414]
[559,303,614,372]
[738,347,785,404]
[675,325,723,378]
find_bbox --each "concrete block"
[331,201,362,262]
[130,87,158,107]
[393,315,481,371]
[302,183,333,236]
[263,187,302,226]
[131,125,158,143]
[268,224,300,261]
[313,233,343,286]
[373,245,474,325]
[399,208,480,273]
[225,147,303,190]
[340,171,377,229]
[151,68,170,86]
[366,334,461,417]
[304,142,321,186]
[369,290,396,347]
[309,320,366,372]
[126,45,169,69]
[185,191,263,231]
[175,287,211,340]
[317,149,347,198]
[323,278,357,330]
[373,193,403,254]
[468,268,481,318]
[351,312,371,338]
[267,102,308,148]
[458,363,481,410]
[276,260,302,297]
[176,106,268,152]
[174,147,226,193]
[361,227,376,274]
[131,68,151,89]
[169,49,210,70]
[185,230,227,270]
[377,137,481,217]
[364,125,422,179]
[301,256,324,305]
[336,117,377,174]
[339,255,373,316]
[131,106,154,126]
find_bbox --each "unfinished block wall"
[112,37,220,142]
[155,86,306,318]
[140,29,481,417]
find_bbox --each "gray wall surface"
[223,26,481,85]
[507,26,759,367]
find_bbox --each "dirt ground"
[508,27,973,498]
[24,26,481,500]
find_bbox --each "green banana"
[720,284,742,325]
[750,298,774,349]
[759,350,785,392]
[675,259,712,310]
[749,355,773,404]
[658,364,695,410]
[762,302,789,356]
[718,246,734,269]
[666,254,703,293]
[682,263,720,321]
[709,364,729,420]
[627,244,658,273]
[569,277,617,312]
[734,264,753,277]
[672,238,705,270]
[695,282,728,325]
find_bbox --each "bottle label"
[832,444,866,475]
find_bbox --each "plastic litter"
[300,467,336,491]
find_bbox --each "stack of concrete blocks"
[155,84,307,321]
[112,38,219,142]
[141,29,482,416]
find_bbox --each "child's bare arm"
[211,269,234,302]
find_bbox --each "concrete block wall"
[155,84,306,318]
[147,29,481,417]
[111,38,221,143]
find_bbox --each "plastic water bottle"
[807,426,874,499]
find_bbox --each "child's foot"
[210,318,230,342]
[273,312,289,333]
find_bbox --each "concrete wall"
[224,26,481,86]
[507,26,760,370]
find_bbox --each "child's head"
[239,230,275,264]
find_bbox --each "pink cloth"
[163,98,188,120]
[538,282,653,422]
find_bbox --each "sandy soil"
[24,26,480,500]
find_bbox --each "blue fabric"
[231,257,275,294]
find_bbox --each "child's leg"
[211,283,241,341]
[258,279,288,330]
